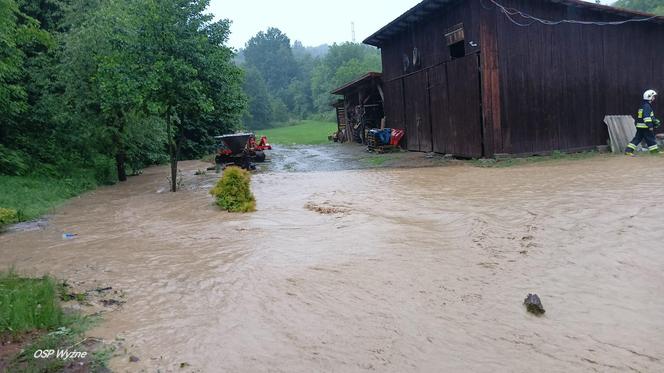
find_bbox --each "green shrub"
[90,154,117,185]
[210,167,256,212]
[0,145,29,176]
[0,208,19,228]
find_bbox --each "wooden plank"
[479,0,501,156]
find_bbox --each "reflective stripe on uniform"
[627,143,637,150]
[644,117,653,122]
[636,124,650,129]
[648,145,659,151]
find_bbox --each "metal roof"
[363,0,664,47]
[331,72,383,95]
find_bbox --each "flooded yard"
[1,146,663,372]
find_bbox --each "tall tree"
[242,67,272,129]
[0,0,28,126]
[310,42,381,114]
[244,27,297,94]
[0,0,52,175]
[612,0,664,15]
[136,0,245,192]
[60,0,143,181]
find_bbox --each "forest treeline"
[238,28,380,130]
[1,0,245,191]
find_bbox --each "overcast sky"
[208,0,615,50]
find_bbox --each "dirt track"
[1,147,663,372]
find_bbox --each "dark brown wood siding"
[445,55,483,157]
[379,0,483,154]
[479,0,502,155]
[493,0,664,154]
[383,79,405,130]
[403,71,433,152]
[379,0,480,82]
[374,0,664,155]
[429,65,450,154]
[429,55,484,157]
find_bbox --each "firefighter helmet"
[643,89,657,102]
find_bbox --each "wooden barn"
[363,0,664,157]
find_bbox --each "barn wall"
[379,0,482,151]
[493,0,664,154]
[383,79,405,131]
[380,0,480,83]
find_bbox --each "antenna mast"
[351,22,356,43]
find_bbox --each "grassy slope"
[256,120,337,145]
[0,174,97,222]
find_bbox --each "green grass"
[0,174,97,223]
[0,272,64,334]
[256,120,337,145]
[361,154,393,167]
[0,271,109,372]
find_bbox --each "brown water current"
[1,151,664,372]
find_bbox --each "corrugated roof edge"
[331,72,383,95]
[363,0,664,47]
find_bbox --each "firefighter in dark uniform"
[625,89,662,155]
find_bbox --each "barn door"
[429,65,449,154]
[403,71,432,152]
[444,54,483,157]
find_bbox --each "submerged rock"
[524,293,545,315]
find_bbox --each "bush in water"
[210,167,256,213]
[0,208,19,229]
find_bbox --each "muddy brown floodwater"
[1,147,664,372]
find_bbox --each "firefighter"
[625,89,662,155]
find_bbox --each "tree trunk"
[167,109,177,192]
[171,118,187,193]
[113,112,127,182]
[116,152,127,182]
[170,154,177,192]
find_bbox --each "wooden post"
[479,2,503,156]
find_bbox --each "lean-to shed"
[331,72,384,143]
[363,0,664,157]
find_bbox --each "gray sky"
[208,0,614,50]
